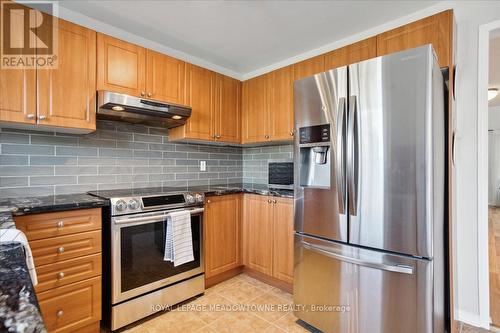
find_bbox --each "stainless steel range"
[88,188,206,331]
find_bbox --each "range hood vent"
[97,91,191,128]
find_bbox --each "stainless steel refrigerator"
[293,45,446,333]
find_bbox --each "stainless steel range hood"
[97,91,191,128]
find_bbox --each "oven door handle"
[113,207,204,225]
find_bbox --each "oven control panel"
[111,192,205,216]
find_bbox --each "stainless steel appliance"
[97,90,191,128]
[88,188,205,331]
[293,45,447,333]
[268,160,294,190]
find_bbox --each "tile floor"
[122,273,311,333]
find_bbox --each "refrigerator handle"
[336,97,347,214]
[347,95,359,216]
[301,241,414,275]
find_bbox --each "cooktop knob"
[115,199,127,212]
[195,193,204,203]
[128,199,140,210]
[185,194,195,204]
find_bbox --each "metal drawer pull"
[273,199,277,204]
[57,246,65,254]
[57,272,65,279]
[57,220,64,228]
[267,199,272,203]
[56,310,64,317]
[26,114,35,119]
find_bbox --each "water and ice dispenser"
[299,124,331,189]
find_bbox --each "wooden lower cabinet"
[204,194,242,279]
[243,194,294,284]
[14,208,102,333]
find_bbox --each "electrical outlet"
[200,160,206,171]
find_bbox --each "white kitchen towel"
[163,210,194,267]
[0,229,38,285]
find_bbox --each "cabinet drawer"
[30,231,101,267]
[15,208,101,241]
[35,254,101,293]
[37,276,101,333]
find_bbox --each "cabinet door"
[205,194,242,278]
[324,37,377,70]
[293,54,325,81]
[272,198,294,284]
[242,74,270,143]
[376,10,452,68]
[37,19,96,131]
[97,33,146,97]
[270,66,294,141]
[146,50,186,105]
[215,74,241,143]
[0,4,36,125]
[244,195,273,275]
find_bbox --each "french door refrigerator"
[293,45,447,333]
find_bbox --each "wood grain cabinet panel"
[272,198,294,284]
[30,230,101,267]
[170,64,214,141]
[15,208,101,241]
[215,74,241,143]
[293,54,325,81]
[37,277,101,333]
[242,74,271,143]
[244,195,274,276]
[204,194,242,278]
[146,50,186,105]
[324,37,377,70]
[376,10,452,68]
[270,66,294,141]
[97,33,146,97]
[37,19,96,131]
[35,254,101,293]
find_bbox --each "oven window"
[120,215,201,292]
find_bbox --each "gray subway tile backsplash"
[0,120,294,198]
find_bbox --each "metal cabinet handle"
[56,310,64,317]
[289,130,294,136]
[206,199,211,204]
[147,92,152,97]
[140,91,146,97]
[38,115,46,120]
[26,114,35,119]
[265,135,270,139]
[57,246,65,254]
[267,199,272,203]
[57,220,64,228]
[302,241,413,275]
[57,272,65,279]
[216,134,221,139]
[273,199,277,204]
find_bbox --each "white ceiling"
[58,0,440,78]
[490,34,500,107]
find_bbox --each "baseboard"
[457,309,490,330]
[243,267,293,294]
[205,266,244,288]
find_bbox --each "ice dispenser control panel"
[299,124,330,144]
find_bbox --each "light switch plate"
[200,160,206,171]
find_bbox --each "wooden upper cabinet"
[293,54,325,81]
[244,195,274,276]
[215,74,241,143]
[270,66,294,141]
[272,198,294,284]
[376,10,452,68]
[324,37,377,70]
[170,64,214,141]
[242,73,271,143]
[37,19,96,131]
[146,50,186,105]
[97,33,146,97]
[205,194,242,278]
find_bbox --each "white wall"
[489,106,500,130]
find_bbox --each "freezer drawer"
[293,234,442,333]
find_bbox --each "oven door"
[111,207,204,304]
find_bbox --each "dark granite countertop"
[0,193,109,216]
[0,242,46,333]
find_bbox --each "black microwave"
[268,161,294,189]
